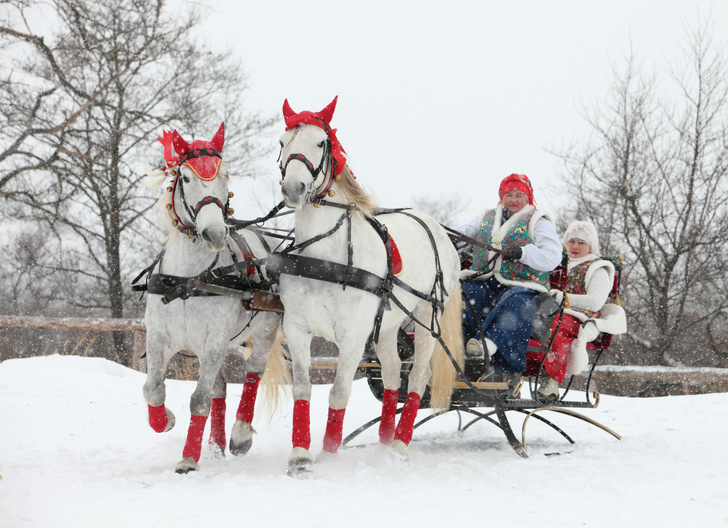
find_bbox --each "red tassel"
[182,414,208,462]
[292,399,311,450]
[394,392,421,446]
[322,407,346,453]
[379,389,399,444]
[208,398,226,451]
[148,403,168,433]
[236,374,261,424]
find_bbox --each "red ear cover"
[210,122,225,152]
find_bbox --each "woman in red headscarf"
[457,173,562,393]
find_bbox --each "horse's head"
[278,97,347,208]
[158,123,232,252]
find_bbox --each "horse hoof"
[163,409,176,432]
[229,421,256,456]
[391,440,409,461]
[287,447,313,479]
[175,456,199,474]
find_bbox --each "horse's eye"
[182,176,191,183]
[317,140,326,148]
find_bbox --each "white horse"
[139,124,285,474]
[272,97,463,477]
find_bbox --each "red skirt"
[527,314,582,383]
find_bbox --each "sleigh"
[343,260,624,458]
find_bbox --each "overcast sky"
[183,0,728,225]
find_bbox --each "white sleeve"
[567,267,611,312]
[520,217,563,272]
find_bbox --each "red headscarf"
[282,96,347,177]
[498,173,535,205]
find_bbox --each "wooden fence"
[0,315,147,372]
[2,316,728,395]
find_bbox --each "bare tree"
[0,2,98,191]
[555,21,728,367]
[411,193,468,226]
[0,0,277,364]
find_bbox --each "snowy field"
[1,354,726,528]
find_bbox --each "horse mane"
[143,165,178,238]
[336,165,378,214]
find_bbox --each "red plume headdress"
[282,96,347,177]
[157,123,225,181]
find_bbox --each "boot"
[537,375,559,400]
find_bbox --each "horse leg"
[373,327,402,445]
[392,311,438,454]
[230,313,281,456]
[208,368,227,457]
[142,332,176,433]
[176,344,228,474]
[230,372,259,455]
[321,338,367,454]
[283,323,314,478]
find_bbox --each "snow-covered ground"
[1,354,726,527]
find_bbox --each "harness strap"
[282,206,353,255]
[228,201,288,230]
[131,250,164,296]
[229,231,258,279]
[147,272,243,299]
[265,253,385,296]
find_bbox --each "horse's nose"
[281,180,306,202]
[200,226,226,251]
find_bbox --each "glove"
[500,246,523,261]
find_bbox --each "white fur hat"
[563,221,600,256]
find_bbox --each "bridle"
[278,120,337,203]
[167,149,231,238]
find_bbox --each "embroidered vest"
[472,209,550,289]
[566,260,600,318]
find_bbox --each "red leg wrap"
[378,389,399,445]
[292,399,311,450]
[182,414,208,462]
[208,398,226,450]
[322,407,346,453]
[148,403,168,433]
[394,392,421,446]
[236,373,261,424]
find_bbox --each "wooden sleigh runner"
[343,259,625,458]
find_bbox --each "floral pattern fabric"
[472,209,550,289]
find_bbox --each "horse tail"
[258,328,291,422]
[428,286,464,411]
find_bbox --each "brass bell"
[165,204,172,210]
[279,179,283,185]
[167,186,173,192]
[228,191,234,198]
[169,169,177,176]
[313,202,321,208]
[171,219,178,227]
[328,190,336,197]
[334,174,341,181]
[228,208,235,215]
